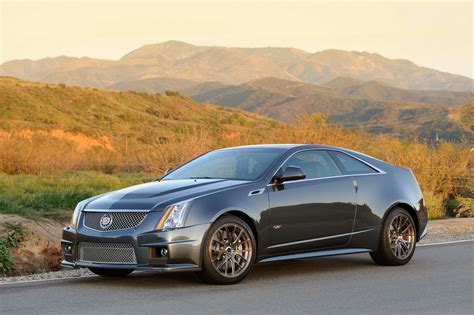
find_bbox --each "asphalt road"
[1,242,472,314]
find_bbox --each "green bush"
[0,239,13,275]
[0,223,26,275]
[4,222,26,247]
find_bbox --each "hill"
[323,77,469,106]
[183,77,473,142]
[0,77,471,223]
[0,76,280,174]
[108,77,199,94]
[1,41,472,91]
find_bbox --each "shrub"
[0,222,26,275]
[164,90,181,97]
[4,222,27,247]
[424,192,444,220]
[0,239,13,275]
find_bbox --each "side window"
[331,151,377,175]
[282,150,342,179]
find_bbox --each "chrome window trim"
[268,228,374,249]
[267,148,386,186]
[266,172,384,187]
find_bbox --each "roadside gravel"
[418,218,474,244]
[1,217,472,285]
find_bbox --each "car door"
[268,150,357,253]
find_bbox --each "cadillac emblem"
[99,213,113,229]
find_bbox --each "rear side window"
[282,150,342,179]
[331,151,377,175]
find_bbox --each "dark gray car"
[62,144,427,284]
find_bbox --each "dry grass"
[0,77,471,219]
[0,116,470,219]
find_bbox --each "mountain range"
[1,41,472,142]
[1,41,473,92]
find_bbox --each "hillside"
[108,77,199,94]
[0,76,281,174]
[1,41,473,91]
[323,77,470,106]
[0,77,471,224]
[183,77,473,142]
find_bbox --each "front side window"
[331,151,377,175]
[282,150,342,179]
[163,149,284,181]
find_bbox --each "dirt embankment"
[0,214,64,275]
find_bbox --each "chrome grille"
[83,211,148,231]
[78,242,137,264]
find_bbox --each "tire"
[196,215,256,285]
[370,208,417,266]
[89,267,134,277]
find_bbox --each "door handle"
[352,179,359,193]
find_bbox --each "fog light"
[64,245,72,254]
[160,248,168,257]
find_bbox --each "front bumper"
[60,260,200,272]
[61,219,211,272]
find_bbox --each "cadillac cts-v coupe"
[62,144,427,284]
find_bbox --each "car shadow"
[68,253,376,289]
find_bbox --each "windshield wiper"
[189,176,221,179]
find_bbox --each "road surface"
[1,242,472,314]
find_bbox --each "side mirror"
[274,166,306,183]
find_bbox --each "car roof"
[217,144,344,151]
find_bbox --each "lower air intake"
[78,242,137,264]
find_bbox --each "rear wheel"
[196,215,256,285]
[89,268,133,277]
[370,208,417,266]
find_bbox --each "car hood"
[84,179,250,211]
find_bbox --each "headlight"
[156,201,190,231]
[71,200,87,228]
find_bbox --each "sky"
[1,0,473,78]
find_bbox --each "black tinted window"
[283,150,341,179]
[163,149,283,181]
[331,151,377,174]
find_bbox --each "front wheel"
[196,215,256,285]
[370,208,417,266]
[89,267,134,277]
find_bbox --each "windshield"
[163,149,284,181]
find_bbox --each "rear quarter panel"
[350,165,427,250]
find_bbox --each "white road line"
[1,239,472,286]
[418,239,474,247]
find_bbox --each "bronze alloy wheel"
[370,207,417,266]
[197,215,256,284]
[208,223,253,278]
[388,213,416,259]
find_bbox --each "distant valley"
[111,76,472,142]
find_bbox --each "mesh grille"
[78,242,137,264]
[84,211,148,231]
